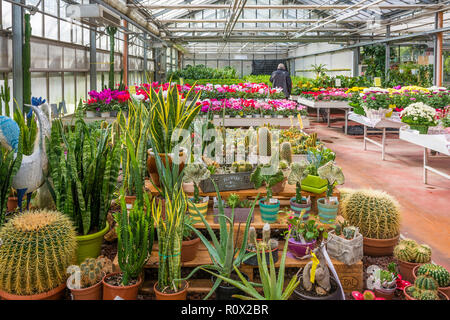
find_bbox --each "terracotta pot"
[412,265,450,298]
[0,282,66,300]
[396,258,422,283]
[102,272,142,300]
[7,197,18,212]
[403,285,449,300]
[70,281,102,300]
[272,178,286,194]
[374,286,396,300]
[147,149,186,187]
[181,237,200,263]
[288,237,316,258]
[154,280,189,300]
[363,234,399,256]
[125,195,136,210]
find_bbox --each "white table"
[296,97,352,134]
[210,115,310,128]
[348,112,404,160]
[399,127,450,184]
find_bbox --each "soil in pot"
[70,281,102,300]
[293,274,341,300]
[213,272,249,300]
[102,272,141,300]
[244,242,279,266]
[363,234,399,257]
[154,280,189,300]
[181,236,201,263]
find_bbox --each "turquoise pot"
[317,198,339,224]
[259,198,280,224]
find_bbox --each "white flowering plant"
[400,102,436,126]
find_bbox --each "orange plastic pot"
[0,282,66,300]
[70,281,102,300]
[154,281,188,300]
[102,272,142,300]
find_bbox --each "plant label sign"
[335,78,342,87]
[269,198,278,204]
[374,77,381,87]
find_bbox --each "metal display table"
[348,112,404,161]
[399,127,450,184]
[297,97,352,134]
[209,115,310,128]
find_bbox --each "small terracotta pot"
[147,149,186,187]
[7,197,18,212]
[403,285,449,300]
[396,258,422,283]
[154,280,189,300]
[102,272,142,300]
[412,265,450,298]
[70,281,102,300]
[374,287,396,300]
[363,234,399,256]
[0,282,66,300]
[181,237,200,263]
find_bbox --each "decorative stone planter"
[326,230,363,265]
[100,112,110,118]
[85,110,96,118]
[289,197,311,219]
[259,198,280,224]
[213,206,253,224]
[287,237,316,258]
[317,198,339,224]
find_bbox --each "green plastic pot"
[408,124,429,134]
[76,222,110,264]
[300,175,327,194]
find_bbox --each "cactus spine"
[77,256,113,289]
[407,275,441,300]
[394,243,415,262]
[341,189,400,239]
[394,239,431,263]
[280,141,292,164]
[414,244,432,263]
[415,275,438,291]
[416,264,450,288]
[0,210,77,295]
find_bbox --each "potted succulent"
[341,189,401,256]
[316,161,345,224]
[366,263,398,300]
[400,102,436,134]
[393,238,432,282]
[250,164,285,223]
[103,188,153,300]
[0,210,77,300]
[404,275,449,300]
[203,230,300,300]
[47,113,119,263]
[181,214,201,263]
[181,181,258,300]
[67,256,113,300]
[244,224,279,266]
[184,162,211,221]
[413,263,450,297]
[213,193,254,223]
[301,147,336,194]
[286,215,327,258]
[287,161,311,219]
[326,221,363,266]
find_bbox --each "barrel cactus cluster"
[341,189,401,239]
[416,264,450,288]
[406,275,441,300]
[0,210,77,296]
[68,256,113,289]
[393,238,432,263]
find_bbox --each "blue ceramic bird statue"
[0,104,51,210]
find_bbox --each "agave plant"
[203,230,300,300]
[182,163,210,204]
[181,181,259,300]
[287,161,309,204]
[317,161,345,202]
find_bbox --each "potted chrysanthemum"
[400,102,436,134]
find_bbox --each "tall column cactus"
[106,27,117,89]
[1,74,11,116]
[23,13,31,115]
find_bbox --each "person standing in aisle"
[270,63,292,99]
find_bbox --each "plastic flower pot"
[287,237,316,258]
[272,178,287,194]
[7,197,18,212]
[102,272,142,300]
[86,110,96,118]
[259,198,280,224]
[412,265,450,298]
[317,198,339,224]
[101,111,110,118]
[181,237,201,263]
[293,274,342,300]
[188,197,209,222]
[289,196,311,219]
[0,282,66,300]
[408,124,429,134]
[70,281,102,300]
[396,259,423,283]
[301,175,328,194]
[147,148,186,187]
[76,222,110,264]
[374,286,396,300]
[154,280,189,300]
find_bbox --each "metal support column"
[352,47,359,77]
[143,33,148,82]
[123,20,129,86]
[12,0,23,110]
[434,12,443,86]
[385,25,391,82]
[89,27,97,91]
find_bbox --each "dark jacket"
[270,69,292,98]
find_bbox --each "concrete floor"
[304,111,450,269]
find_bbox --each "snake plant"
[181,180,259,300]
[203,230,300,300]
[46,107,121,235]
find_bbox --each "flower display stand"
[399,126,450,184]
[209,116,310,128]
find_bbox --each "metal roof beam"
[132,4,443,10]
[156,18,367,23]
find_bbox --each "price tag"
[129,86,136,95]
[374,77,381,87]
[335,78,341,87]
[269,198,278,204]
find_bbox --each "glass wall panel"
[64,47,76,69]
[64,72,76,113]
[49,45,63,69]
[49,72,63,106]
[31,72,47,102]
[31,42,48,69]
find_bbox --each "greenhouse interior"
[0,0,449,304]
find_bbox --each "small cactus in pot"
[316,161,344,224]
[245,224,279,266]
[393,239,431,283]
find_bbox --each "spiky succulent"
[415,275,438,291]
[416,264,450,288]
[394,243,415,262]
[414,244,432,263]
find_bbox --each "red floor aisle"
[304,113,450,269]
